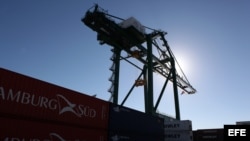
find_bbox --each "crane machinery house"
[119,17,146,34]
[94,16,146,48]
[119,17,146,45]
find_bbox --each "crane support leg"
[145,35,154,115]
[171,59,181,120]
[143,65,148,113]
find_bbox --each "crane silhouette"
[82,4,196,120]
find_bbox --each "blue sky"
[1,0,250,130]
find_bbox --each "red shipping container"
[0,117,107,141]
[0,68,109,129]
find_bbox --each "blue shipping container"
[108,104,164,136]
[108,130,164,141]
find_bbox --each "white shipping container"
[164,131,193,141]
[164,120,192,131]
[119,17,145,34]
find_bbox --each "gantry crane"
[82,4,196,120]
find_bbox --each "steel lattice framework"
[82,5,196,119]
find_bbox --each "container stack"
[0,67,110,141]
[108,104,164,141]
[0,67,167,141]
[164,120,193,141]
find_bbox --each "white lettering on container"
[0,86,97,118]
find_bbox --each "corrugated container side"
[192,131,198,141]
[199,135,223,141]
[164,120,192,131]
[193,129,224,141]
[236,121,250,125]
[108,103,164,136]
[164,130,193,141]
[0,68,109,129]
[108,130,164,141]
[197,128,224,134]
[0,117,108,141]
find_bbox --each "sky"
[1,0,250,130]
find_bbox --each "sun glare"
[172,47,194,80]
[175,54,189,75]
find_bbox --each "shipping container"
[192,131,198,141]
[193,128,224,141]
[158,113,176,122]
[164,120,192,131]
[108,104,164,136]
[164,130,193,141]
[0,117,107,141]
[195,128,224,134]
[0,67,109,129]
[199,135,223,141]
[108,130,164,141]
[236,121,250,125]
